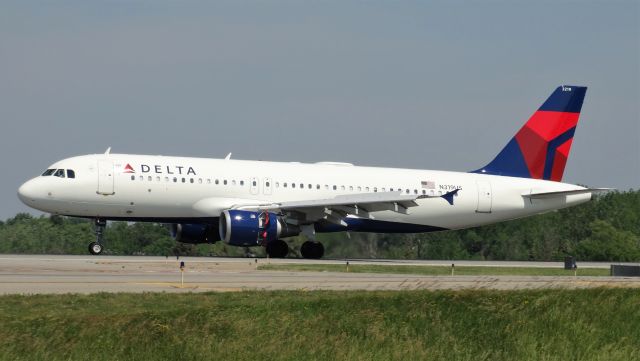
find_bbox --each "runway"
[0,255,638,294]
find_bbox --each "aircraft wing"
[230,190,459,226]
[522,188,613,199]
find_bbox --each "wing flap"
[230,190,458,224]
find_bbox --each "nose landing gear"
[88,219,106,255]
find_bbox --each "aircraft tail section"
[473,85,587,181]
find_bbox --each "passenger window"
[365,187,369,192]
[173,177,177,183]
[215,179,219,185]
[54,169,65,178]
[156,176,160,182]
[300,183,304,189]
[341,185,345,190]
[207,179,211,184]
[182,178,186,183]
[308,184,312,189]
[266,181,270,187]
[276,182,280,188]
[252,180,256,186]
[332,185,337,190]
[165,177,169,182]
[66,170,75,178]
[198,179,202,184]
[358,186,362,191]
[232,180,236,186]
[422,190,426,195]
[373,187,378,192]
[148,176,152,181]
[316,184,320,190]
[240,180,244,186]
[223,180,227,185]
[284,183,288,188]
[190,178,194,184]
[139,176,144,181]
[42,169,55,176]
[349,186,354,191]
[292,183,296,188]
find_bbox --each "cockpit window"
[42,169,55,176]
[67,169,75,179]
[53,169,65,178]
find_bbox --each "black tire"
[301,241,324,259]
[88,242,103,255]
[266,240,289,258]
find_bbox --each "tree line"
[0,190,638,261]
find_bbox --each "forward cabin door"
[476,180,492,213]
[97,160,115,195]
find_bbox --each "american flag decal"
[421,181,435,189]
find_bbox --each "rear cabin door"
[476,180,492,213]
[97,160,115,195]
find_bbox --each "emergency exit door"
[250,177,259,195]
[476,180,492,213]
[97,160,115,195]
[263,177,272,195]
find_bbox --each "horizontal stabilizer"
[522,188,612,199]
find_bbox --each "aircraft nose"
[17,179,41,205]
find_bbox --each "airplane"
[17,85,608,258]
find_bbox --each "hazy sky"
[1,1,638,220]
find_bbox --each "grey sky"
[1,1,638,220]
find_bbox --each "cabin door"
[97,160,115,195]
[476,180,492,213]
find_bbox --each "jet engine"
[170,223,220,244]
[219,210,299,246]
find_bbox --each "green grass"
[258,263,610,276]
[0,289,638,361]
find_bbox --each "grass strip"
[1,289,638,361]
[258,263,610,276]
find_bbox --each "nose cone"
[17,179,41,205]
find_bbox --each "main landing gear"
[265,239,289,258]
[88,219,106,255]
[300,241,324,259]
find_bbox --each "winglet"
[441,189,459,205]
[104,147,111,155]
[224,152,232,160]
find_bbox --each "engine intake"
[219,210,299,246]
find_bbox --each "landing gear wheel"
[88,242,103,255]
[266,239,289,258]
[88,218,107,255]
[301,241,324,259]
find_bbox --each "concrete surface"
[0,255,637,294]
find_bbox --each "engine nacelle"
[170,223,220,244]
[219,210,299,247]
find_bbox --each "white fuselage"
[18,153,590,232]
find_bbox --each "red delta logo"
[123,164,135,173]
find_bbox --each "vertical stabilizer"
[473,85,587,181]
